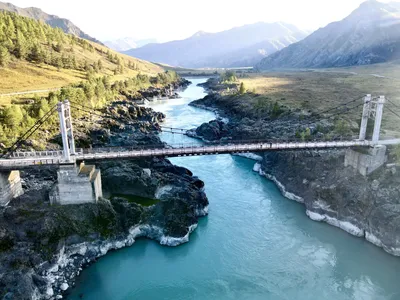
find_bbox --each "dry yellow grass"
[238,63,400,137]
[0,62,84,94]
[0,40,164,104]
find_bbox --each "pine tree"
[15,30,28,59]
[30,43,45,63]
[3,105,24,128]
[239,82,246,95]
[0,46,10,67]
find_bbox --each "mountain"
[124,22,308,68]
[0,1,102,44]
[104,37,158,52]
[0,10,163,96]
[257,0,400,70]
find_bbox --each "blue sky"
[7,0,398,42]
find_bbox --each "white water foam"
[306,210,364,237]
[256,168,304,203]
[195,205,209,217]
[43,222,200,298]
[253,163,261,172]
[235,153,263,162]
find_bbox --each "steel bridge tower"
[358,95,385,143]
[57,100,76,162]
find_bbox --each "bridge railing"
[0,158,64,168]
[78,136,359,153]
[10,150,64,158]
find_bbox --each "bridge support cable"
[386,98,400,110]
[1,105,58,158]
[309,95,365,119]
[70,96,367,143]
[386,106,400,120]
[69,100,195,132]
[68,102,193,137]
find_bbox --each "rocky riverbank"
[127,78,191,103]
[0,79,209,299]
[189,78,400,257]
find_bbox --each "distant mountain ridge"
[0,1,102,44]
[104,37,158,52]
[124,22,309,68]
[257,0,400,70]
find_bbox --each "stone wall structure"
[50,163,103,205]
[344,145,387,176]
[0,170,24,206]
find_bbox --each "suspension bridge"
[0,94,399,206]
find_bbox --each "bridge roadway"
[1,139,399,170]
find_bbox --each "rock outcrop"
[0,80,208,299]
[0,158,208,298]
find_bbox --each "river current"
[68,78,400,300]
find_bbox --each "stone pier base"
[0,171,24,206]
[50,163,103,205]
[345,145,387,176]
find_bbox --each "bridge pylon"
[358,95,385,144]
[57,100,76,162]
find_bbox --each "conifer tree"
[239,82,246,94]
[0,46,10,67]
[15,30,28,59]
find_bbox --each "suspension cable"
[312,95,365,118]
[1,105,58,158]
[386,98,400,110]
[386,106,400,120]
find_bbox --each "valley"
[230,64,400,137]
[0,0,400,299]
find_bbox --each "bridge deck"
[1,139,392,169]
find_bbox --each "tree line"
[0,11,137,74]
[0,71,180,148]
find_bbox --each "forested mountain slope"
[0,1,101,44]
[0,11,163,94]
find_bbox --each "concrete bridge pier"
[50,162,103,205]
[0,170,24,206]
[345,145,387,176]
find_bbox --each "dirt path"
[0,88,60,97]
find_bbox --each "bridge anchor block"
[344,145,387,176]
[0,171,23,207]
[50,162,102,205]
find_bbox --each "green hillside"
[0,11,183,150]
[0,11,163,97]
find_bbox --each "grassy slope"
[0,40,164,103]
[236,62,400,138]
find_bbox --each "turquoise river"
[68,78,400,300]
